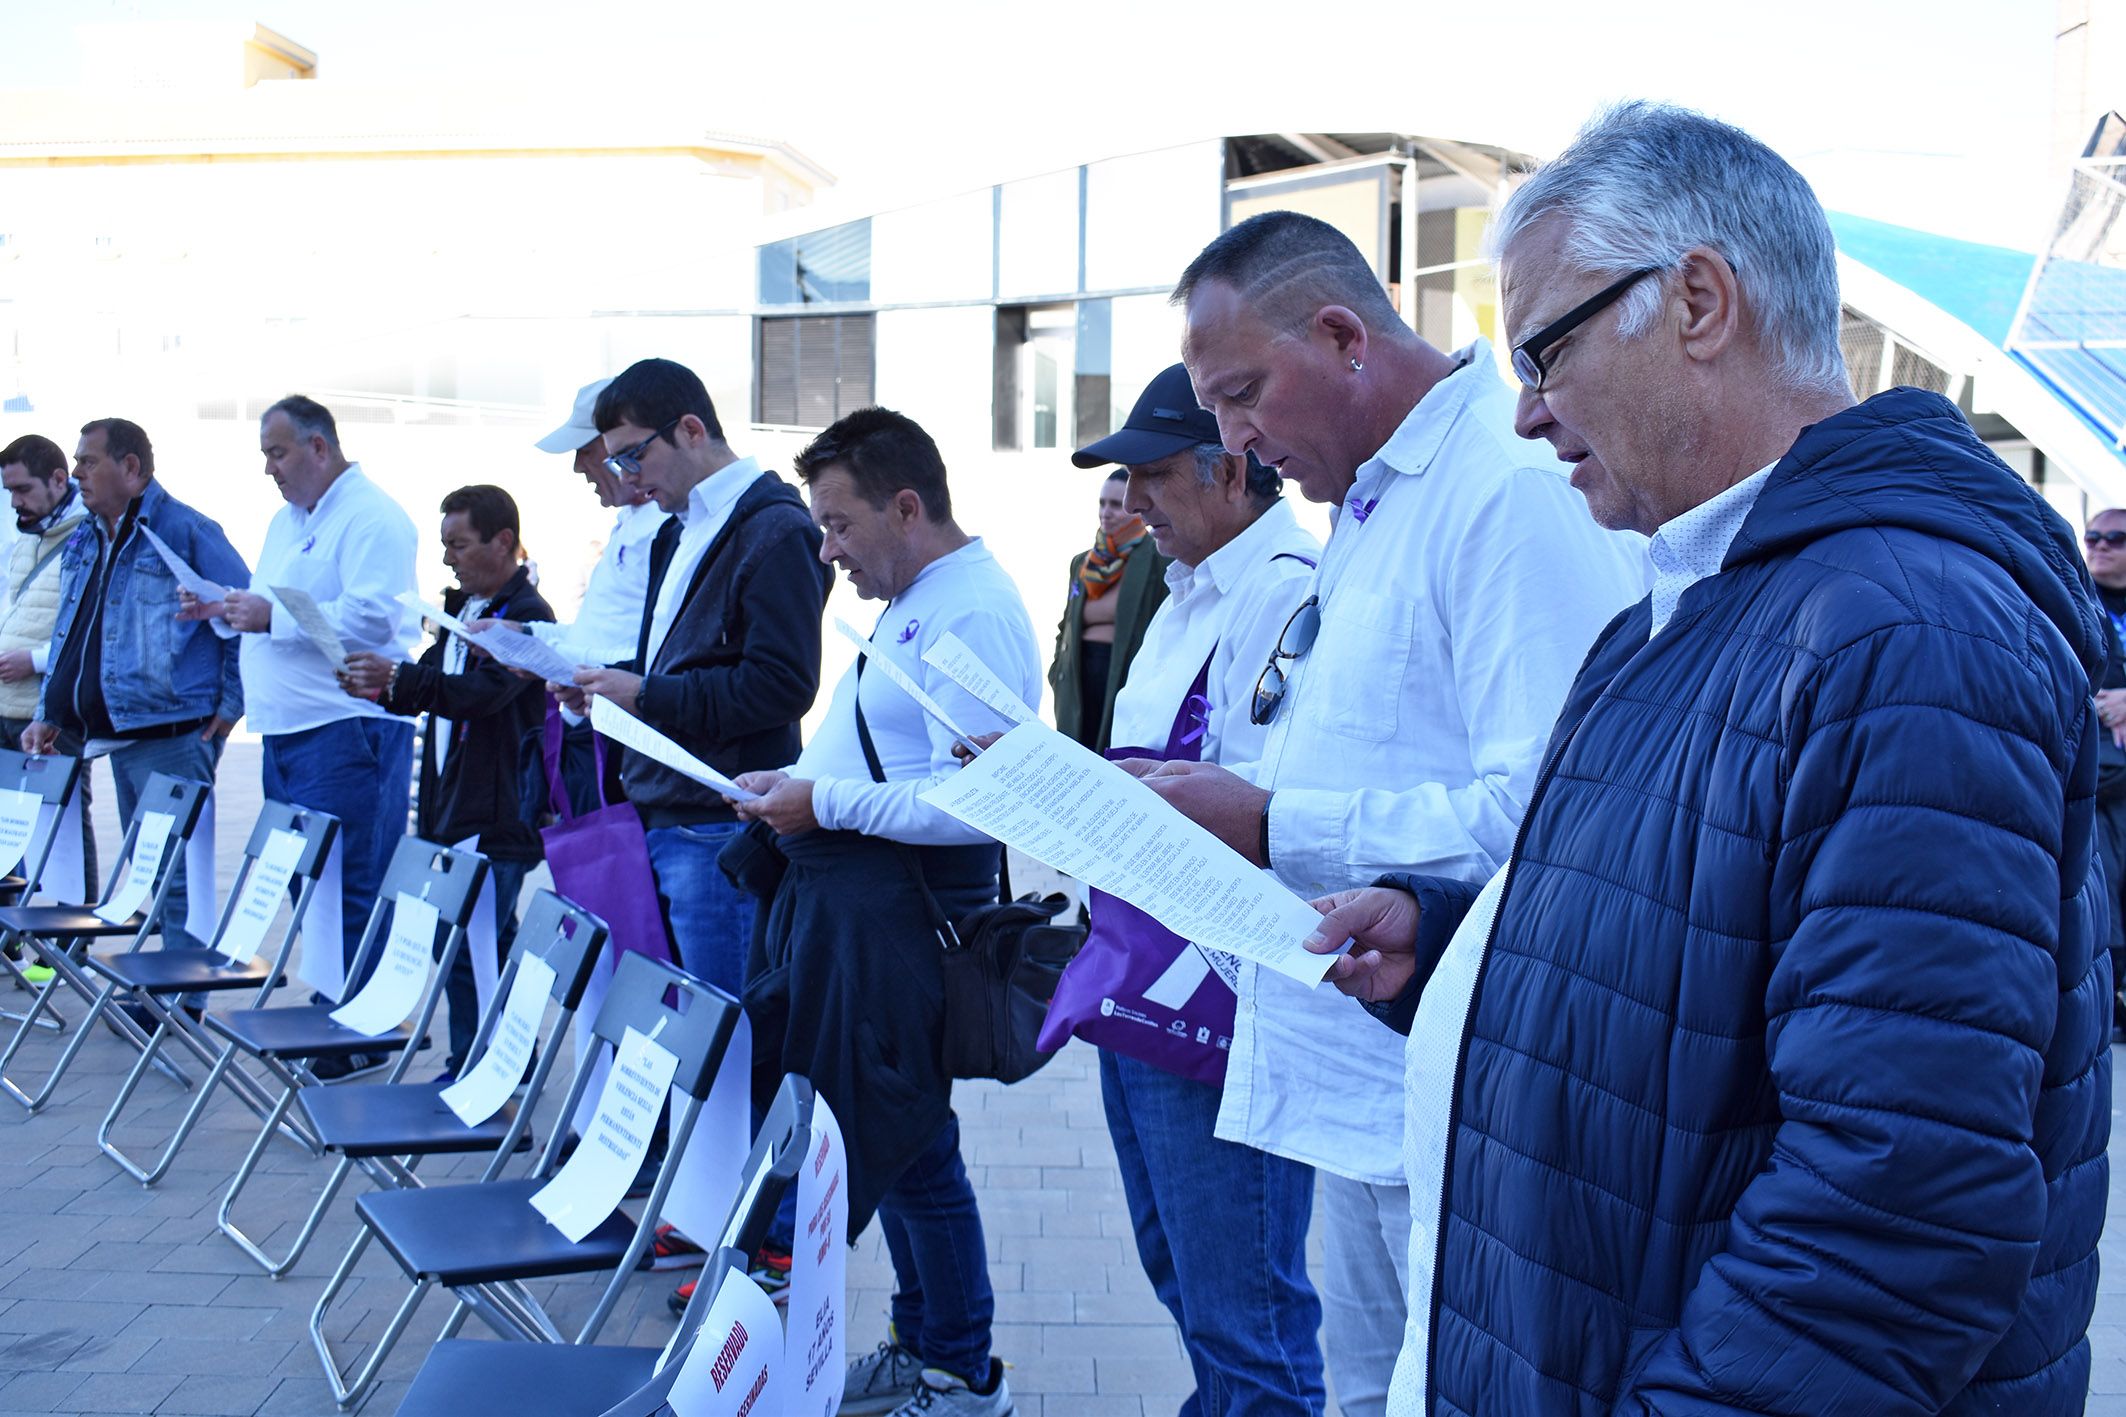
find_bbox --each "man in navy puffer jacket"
[1309,103,2110,1415]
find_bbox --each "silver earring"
[1350,358,1363,372]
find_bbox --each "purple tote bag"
[538,698,674,968]
[1035,653,1235,1083]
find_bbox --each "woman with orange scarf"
[1048,469,1169,750]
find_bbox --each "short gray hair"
[1190,443,1282,506]
[1490,102,1847,394]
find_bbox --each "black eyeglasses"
[603,417,682,479]
[1511,266,1666,391]
[2088,529,2126,548]
[1250,595,1321,727]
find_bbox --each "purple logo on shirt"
[896,618,920,645]
[299,535,317,554]
[1347,496,1379,524]
[616,545,626,568]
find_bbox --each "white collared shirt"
[642,457,764,671]
[531,499,668,665]
[240,464,419,736]
[1648,462,1776,637]
[1215,340,1652,1184]
[795,539,1042,846]
[1107,498,1319,765]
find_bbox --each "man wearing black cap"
[1058,364,1328,1414]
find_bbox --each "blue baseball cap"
[1071,363,1223,470]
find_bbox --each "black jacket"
[382,565,554,862]
[621,472,831,827]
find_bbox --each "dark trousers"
[439,857,529,1075]
[262,715,414,998]
[879,1111,995,1384]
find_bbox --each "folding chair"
[0,771,211,1113]
[91,801,342,1184]
[389,1074,812,1417]
[208,837,488,1276]
[294,891,608,1403]
[329,952,741,1409]
[0,751,85,1030]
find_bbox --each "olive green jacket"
[1047,542,1169,752]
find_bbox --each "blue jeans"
[106,733,222,955]
[878,1111,994,1385]
[643,821,754,996]
[440,857,529,1075]
[1100,1049,1326,1417]
[261,716,414,998]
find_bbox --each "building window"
[755,314,875,428]
[758,219,872,305]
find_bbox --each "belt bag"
[850,653,1084,1084]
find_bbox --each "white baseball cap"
[534,376,614,454]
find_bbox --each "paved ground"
[0,742,2117,1414]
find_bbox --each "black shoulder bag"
[852,672,1085,1084]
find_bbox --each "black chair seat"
[357,1178,638,1286]
[90,948,279,995]
[205,1004,413,1060]
[296,1082,522,1158]
[0,874,27,908]
[0,905,142,941]
[396,1338,658,1417]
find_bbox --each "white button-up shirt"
[796,539,1042,846]
[1216,341,1652,1184]
[1647,462,1775,637]
[1388,458,1778,1413]
[240,464,419,737]
[530,499,667,665]
[642,457,764,671]
[1107,498,1319,764]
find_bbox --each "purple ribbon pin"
[896,618,920,645]
[1177,693,1211,747]
[1348,496,1379,524]
[299,535,317,554]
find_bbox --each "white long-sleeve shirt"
[795,539,1041,846]
[529,499,668,665]
[1106,498,1318,764]
[1215,340,1651,1185]
[239,465,419,737]
[642,457,763,670]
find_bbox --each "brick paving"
[0,741,2117,1414]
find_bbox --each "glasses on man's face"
[2088,529,2126,549]
[1511,266,1667,392]
[603,417,682,479]
[1251,595,1322,727]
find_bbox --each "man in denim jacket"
[28,418,249,968]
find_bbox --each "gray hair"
[1190,442,1283,506]
[1489,102,1847,395]
[261,393,341,452]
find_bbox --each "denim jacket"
[38,481,250,732]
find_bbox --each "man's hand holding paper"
[730,775,818,835]
[1304,886,1424,1002]
[1133,760,1272,867]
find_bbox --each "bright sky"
[0,0,2069,249]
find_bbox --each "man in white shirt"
[486,377,668,813]
[732,407,1039,1417]
[187,395,418,1068]
[1144,212,1649,1414]
[1069,364,1327,1413]
[530,376,666,664]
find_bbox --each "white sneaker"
[886,1362,1014,1415]
[839,1339,924,1415]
